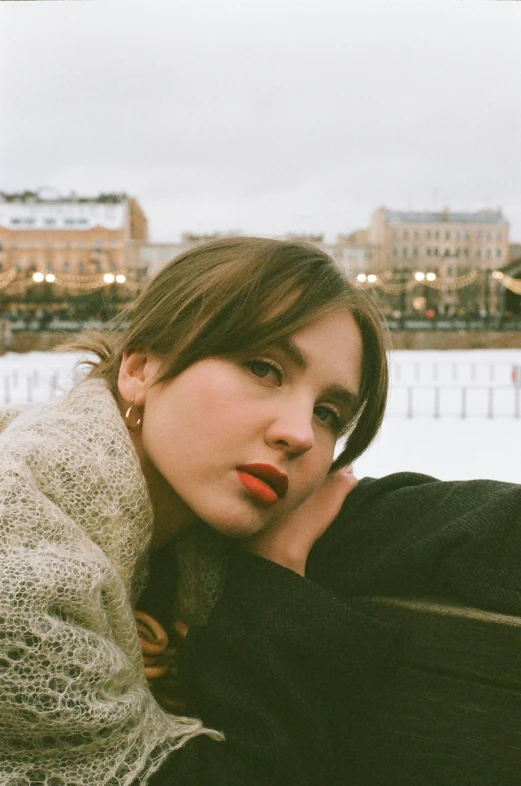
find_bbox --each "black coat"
[147,473,521,785]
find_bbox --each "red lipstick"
[236,463,289,505]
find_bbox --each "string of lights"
[1,264,520,296]
[491,271,521,295]
[0,266,140,293]
[0,268,18,291]
[354,269,481,292]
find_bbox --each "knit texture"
[0,378,223,786]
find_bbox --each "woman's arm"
[308,472,521,614]
[148,552,398,786]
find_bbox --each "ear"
[117,351,160,406]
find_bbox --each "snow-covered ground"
[1,348,520,484]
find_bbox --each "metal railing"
[389,384,521,419]
[390,361,520,385]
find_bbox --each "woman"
[0,237,389,786]
[1,237,520,786]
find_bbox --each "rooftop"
[0,191,127,205]
[384,209,508,226]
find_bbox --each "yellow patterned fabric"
[0,378,221,786]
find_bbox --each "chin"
[204,514,268,540]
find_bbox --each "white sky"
[1,0,520,243]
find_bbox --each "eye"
[245,359,284,385]
[314,404,346,434]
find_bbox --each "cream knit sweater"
[0,378,222,786]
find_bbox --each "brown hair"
[62,236,389,468]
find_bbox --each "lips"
[236,463,289,499]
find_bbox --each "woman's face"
[120,307,362,540]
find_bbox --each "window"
[445,231,450,240]
[496,232,502,241]
[476,231,482,241]
[44,219,56,227]
[496,248,502,258]
[486,249,491,260]
[393,230,398,239]
[444,249,450,257]
[427,248,431,257]
[412,247,418,257]
[414,231,419,240]
[427,230,432,240]
[434,248,439,256]
[476,249,482,259]
[435,231,440,240]
[403,247,408,258]
[78,262,85,273]
[393,248,398,258]
[63,261,70,273]
[45,260,53,272]
[403,230,409,240]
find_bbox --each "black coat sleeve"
[308,472,521,616]
[147,550,399,786]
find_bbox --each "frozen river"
[1,348,521,484]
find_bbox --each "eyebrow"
[277,338,360,408]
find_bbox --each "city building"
[0,190,147,291]
[365,207,510,317]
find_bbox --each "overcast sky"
[1,0,520,243]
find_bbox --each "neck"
[131,432,198,551]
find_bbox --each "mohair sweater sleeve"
[148,551,399,786]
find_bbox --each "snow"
[1,348,520,484]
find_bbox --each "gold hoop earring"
[125,397,142,432]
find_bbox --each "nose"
[265,399,315,457]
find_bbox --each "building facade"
[365,207,510,317]
[0,191,147,289]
